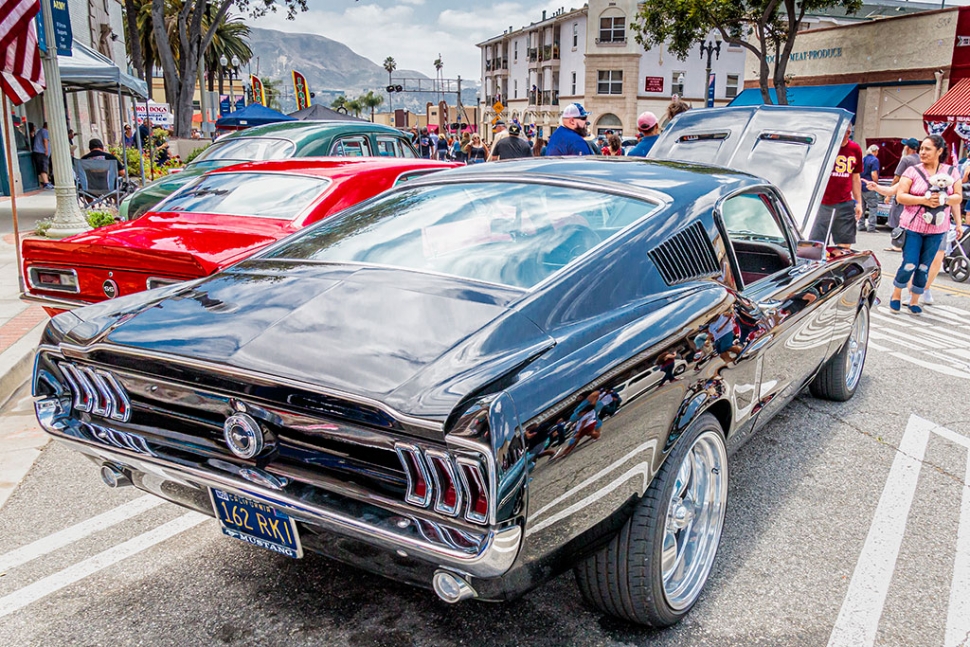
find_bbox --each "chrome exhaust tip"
[432,570,477,604]
[100,464,132,488]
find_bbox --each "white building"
[478,0,747,142]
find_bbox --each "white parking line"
[0,496,163,574]
[827,416,931,647]
[946,452,970,647]
[0,512,207,619]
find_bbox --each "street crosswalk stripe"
[889,352,970,379]
[935,304,970,317]
[871,312,915,327]
[868,340,890,352]
[869,330,932,352]
[0,496,163,574]
[945,450,970,647]
[0,512,207,619]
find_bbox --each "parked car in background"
[119,121,418,220]
[22,158,457,316]
[32,107,879,627]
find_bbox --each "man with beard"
[544,103,594,156]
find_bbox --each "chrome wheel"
[660,429,728,611]
[843,307,869,391]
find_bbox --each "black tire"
[949,257,970,283]
[574,413,727,627]
[809,305,869,402]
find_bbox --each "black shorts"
[31,152,49,175]
[810,201,857,245]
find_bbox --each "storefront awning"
[58,41,149,100]
[923,77,970,123]
[728,83,858,113]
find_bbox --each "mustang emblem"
[223,412,264,459]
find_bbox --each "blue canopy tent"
[728,84,859,114]
[215,104,296,130]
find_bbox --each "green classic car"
[119,121,417,220]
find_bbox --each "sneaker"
[908,304,923,316]
[857,222,867,231]
[43,183,54,189]
[867,227,877,233]
[921,289,934,306]
[890,299,901,313]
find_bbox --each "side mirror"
[796,240,825,261]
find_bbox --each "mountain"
[247,27,479,116]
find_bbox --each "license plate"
[210,488,303,558]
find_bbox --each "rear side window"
[330,136,372,157]
[376,137,411,157]
[720,192,794,287]
[194,138,295,163]
[158,173,330,219]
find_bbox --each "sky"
[251,0,570,81]
[250,0,970,82]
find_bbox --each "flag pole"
[2,94,25,292]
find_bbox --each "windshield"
[157,172,331,219]
[265,182,660,289]
[191,137,296,164]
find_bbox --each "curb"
[0,320,46,409]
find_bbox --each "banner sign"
[644,76,664,93]
[36,0,74,56]
[292,70,310,111]
[219,96,246,116]
[135,102,173,127]
[250,75,265,106]
[707,73,716,108]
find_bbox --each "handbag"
[891,226,907,249]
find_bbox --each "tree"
[206,15,252,96]
[149,0,307,137]
[261,77,283,111]
[123,0,145,79]
[331,95,349,112]
[345,97,363,118]
[383,56,396,84]
[360,90,383,122]
[630,0,862,105]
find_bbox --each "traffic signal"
[386,85,404,93]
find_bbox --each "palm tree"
[205,15,253,97]
[345,98,364,118]
[360,90,383,122]
[383,56,396,85]
[331,96,349,113]
[434,54,444,100]
[261,77,283,111]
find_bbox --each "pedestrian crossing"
[869,303,970,380]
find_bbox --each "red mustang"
[22,158,459,316]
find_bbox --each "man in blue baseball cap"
[544,102,594,156]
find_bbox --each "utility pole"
[40,0,88,237]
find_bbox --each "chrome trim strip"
[426,449,463,518]
[59,362,93,413]
[40,422,521,578]
[41,344,444,432]
[82,367,111,417]
[98,370,131,422]
[21,292,87,310]
[395,443,432,508]
[456,457,489,525]
[26,266,80,294]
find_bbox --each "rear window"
[158,173,330,219]
[193,137,296,163]
[265,182,660,289]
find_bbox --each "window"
[672,71,686,97]
[194,137,295,164]
[267,182,661,290]
[572,23,578,48]
[376,137,415,157]
[725,74,739,99]
[599,15,625,43]
[514,41,518,62]
[597,70,623,95]
[719,193,794,287]
[330,136,372,157]
[158,173,330,220]
[571,72,577,95]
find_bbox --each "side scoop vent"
[648,221,720,285]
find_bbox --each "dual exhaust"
[99,463,479,604]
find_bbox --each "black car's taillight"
[395,442,493,526]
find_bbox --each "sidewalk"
[0,217,52,509]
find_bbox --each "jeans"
[862,191,880,228]
[893,230,945,294]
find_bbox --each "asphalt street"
[0,230,968,647]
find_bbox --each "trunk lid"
[648,105,852,236]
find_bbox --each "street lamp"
[220,54,241,113]
[700,33,722,108]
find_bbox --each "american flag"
[0,0,45,105]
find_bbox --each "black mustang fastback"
[32,107,878,626]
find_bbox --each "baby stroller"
[943,226,970,282]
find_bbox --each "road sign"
[492,101,504,113]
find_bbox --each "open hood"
[648,105,852,237]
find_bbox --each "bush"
[185,146,209,164]
[86,208,118,229]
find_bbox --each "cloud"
[251,0,565,80]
